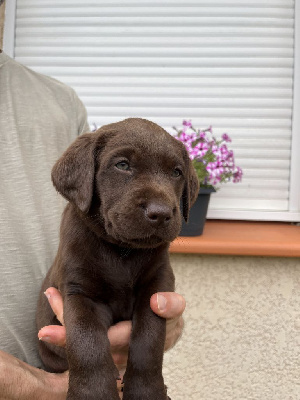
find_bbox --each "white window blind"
[4,0,300,221]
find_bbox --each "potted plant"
[174,120,243,236]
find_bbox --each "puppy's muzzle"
[144,202,173,228]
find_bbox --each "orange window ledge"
[169,220,300,258]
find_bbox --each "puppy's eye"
[115,161,130,171]
[172,168,182,177]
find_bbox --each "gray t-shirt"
[0,51,90,368]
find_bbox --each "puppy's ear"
[51,133,96,213]
[182,159,199,222]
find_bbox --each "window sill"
[169,220,300,257]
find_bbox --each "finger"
[38,325,66,347]
[164,316,184,351]
[117,378,124,399]
[44,287,64,325]
[108,321,131,371]
[150,292,186,319]
[108,320,132,349]
[112,351,128,371]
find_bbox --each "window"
[4,0,300,221]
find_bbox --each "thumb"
[150,292,186,319]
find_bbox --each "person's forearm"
[0,350,68,400]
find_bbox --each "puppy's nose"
[145,203,172,227]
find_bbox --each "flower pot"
[179,187,215,236]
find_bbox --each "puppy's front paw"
[67,385,120,400]
[67,392,120,400]
[123,380,170,400]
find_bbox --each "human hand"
[38,288,186,373]
[0,349,68,400]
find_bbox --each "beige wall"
[164,254,300,400]
[0,1,5,49]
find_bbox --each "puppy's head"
[52,118,199,247]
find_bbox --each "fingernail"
[157,293,167,312]
[39,336,52,343]
[44,290,51,300]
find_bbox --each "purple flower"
[220,144,229,155]
[198,130,206,139]
[233,166,243,183]
[197,142,210,158]
[177,131,197,145]
[182,119,192,128]
[211,143,219,155]
[222,133,232,142]
[175,120,243,188]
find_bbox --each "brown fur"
[36,118,199,400]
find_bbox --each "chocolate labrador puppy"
[36,118,199,400]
